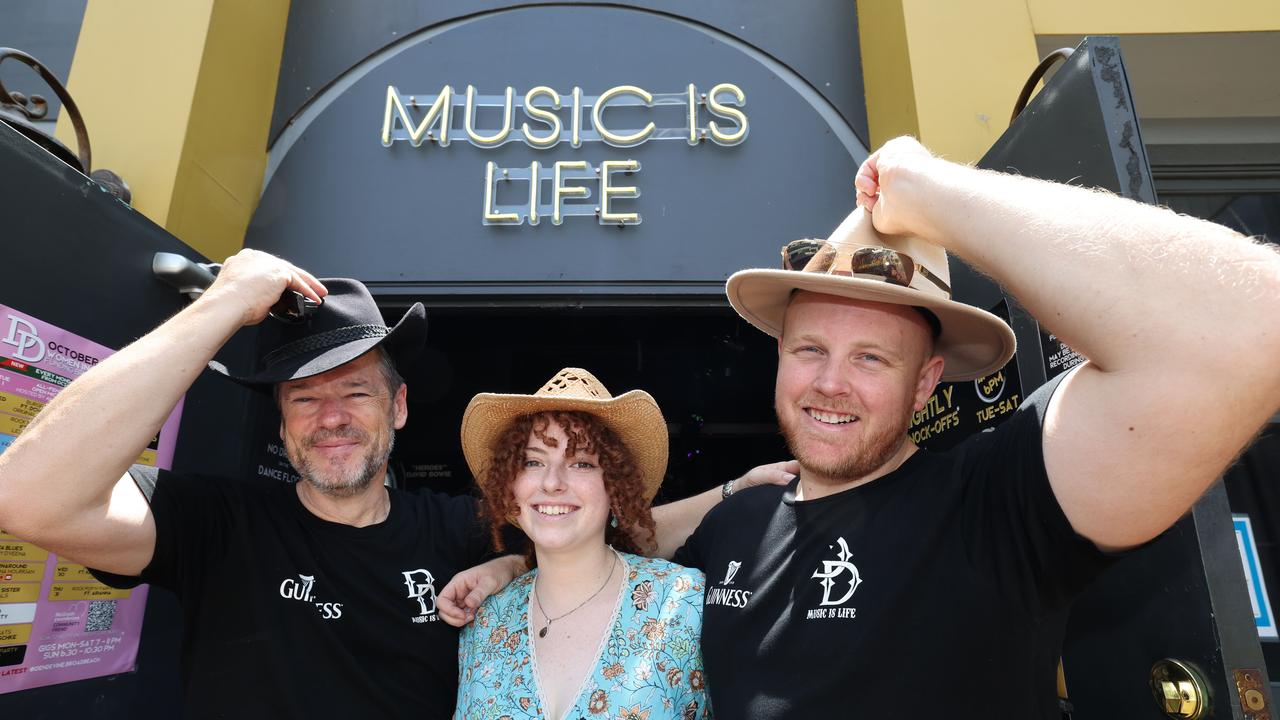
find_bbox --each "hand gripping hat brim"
[726,207,1015,381]
[208,278,426,388]
[461,368,669,509]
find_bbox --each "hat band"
[262,323,390,368]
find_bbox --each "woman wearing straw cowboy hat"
[453,368,710,720]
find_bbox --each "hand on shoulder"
[732,459,799,493]
[437,554,527,628]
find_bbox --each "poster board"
[0,303,184,693]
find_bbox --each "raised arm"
[856,137,1280,551]
[0,250,325,574]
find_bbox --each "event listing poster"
[0,303,184,693]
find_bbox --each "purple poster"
[0,304,183,693]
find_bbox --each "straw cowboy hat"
[209,278,426,387]
[461,368,669,505]
[726,207,1015,381]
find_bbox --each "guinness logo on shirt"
[721,560,741,585]
[706,560,752,609]
[277,573,344,620]
[279,574,315,602]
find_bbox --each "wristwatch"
[721,478,737,499]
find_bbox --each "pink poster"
[0,303,183,693]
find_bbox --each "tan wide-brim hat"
[726,207,1016,381]
[461,368,668,507]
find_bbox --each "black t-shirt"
[91,468,489,719]
[673,375,1113,719]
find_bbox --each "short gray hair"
[372,345,405,395]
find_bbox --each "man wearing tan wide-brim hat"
[672,136,1280,719]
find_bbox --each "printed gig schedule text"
[0,304,184,693]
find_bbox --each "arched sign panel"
[248,5,867,297]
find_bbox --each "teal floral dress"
[454,552,710,720]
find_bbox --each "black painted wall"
[250,3,868,294]
[269,0,868,149]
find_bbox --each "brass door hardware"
[1150,659,1209,719]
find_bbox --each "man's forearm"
[890,155,1280,378]
[652,487,721,560]
[651,460,799,559]
[0,294,242,534]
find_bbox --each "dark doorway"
[386,305,789,505]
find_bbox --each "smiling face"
[775,292,944,490]
[277,350,407,498]
[478,410,657,561]
[513,416,611,556]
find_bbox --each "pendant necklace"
[533,551,618,639]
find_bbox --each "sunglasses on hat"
[781,238,951,295]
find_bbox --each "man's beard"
[777,400,912,485]
[286,425,395,498]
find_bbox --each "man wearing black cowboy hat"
[0,250,795,717]
[670,136,1280,718]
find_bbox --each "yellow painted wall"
[898,0,1038,162]
[858,0,1039,162]
[855,1,919,148]
[57,0,214,227]
[1025,0,1280,34]
[166,0,291,261]
[857,0,1279,162]
[57,0,290,261]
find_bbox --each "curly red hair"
[479,411,657,564]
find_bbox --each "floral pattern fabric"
[455,553,709,720]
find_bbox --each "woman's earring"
[609,514,619,528]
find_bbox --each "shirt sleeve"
[453,492,493,567]
[422,490,521,568]
[88,466,237,596]
[955,370,1116,611]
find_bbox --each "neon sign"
[381,83,748,225]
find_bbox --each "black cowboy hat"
[208,278,426,388]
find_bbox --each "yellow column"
[855,1,920,148]
[857,0,1041,163]
[56,0,290,261]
